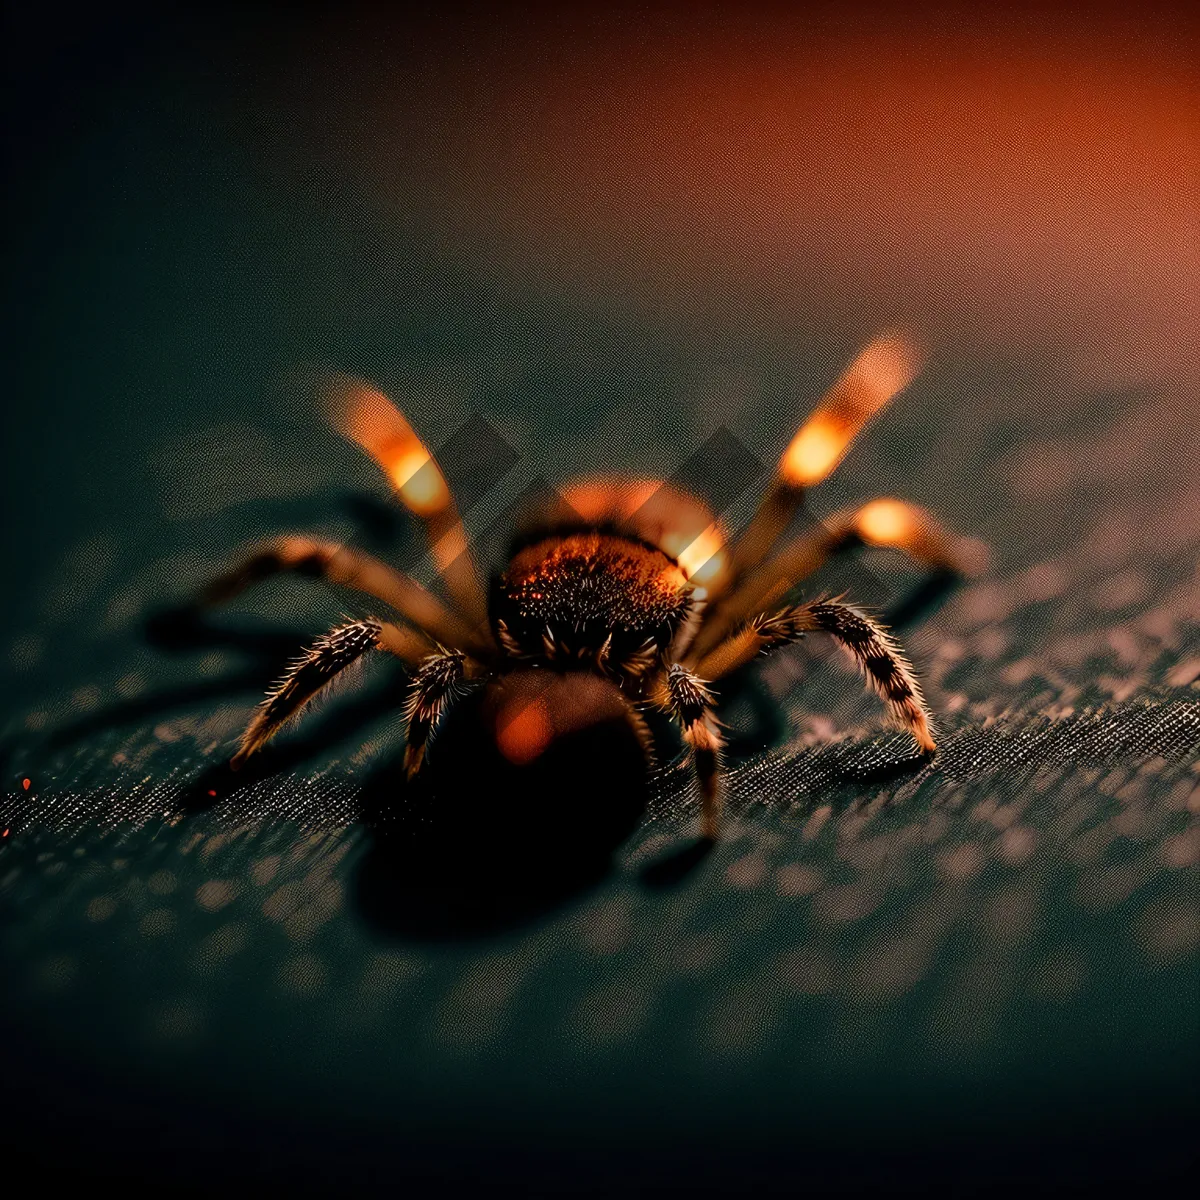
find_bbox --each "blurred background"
[2,2,1197,1193]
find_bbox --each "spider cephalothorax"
[209,335,982,838]
[493,531,693,678]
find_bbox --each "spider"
[204,334,980,839]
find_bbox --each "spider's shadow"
[351,689,651,942]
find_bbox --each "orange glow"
[334,11,1199,392]
[856,499,917,546]
[687,551,727,588]
[430,522,470,577]
[22,778,30,791]
[781,335,925,487]
[852,498,989,574]
[496,698,554,765]
[326,378,451,516]
[389,446,431,489]
[664,524,728,586]
[561,475,729,588]
[390,448,451,516]
[561,477,660,521]
[854,336,923,406]
[781,417,848,486]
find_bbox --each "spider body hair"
[208,338,978,840]
[490,531,694,684]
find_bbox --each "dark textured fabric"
[3,7,1198,1195]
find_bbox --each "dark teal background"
[3,4,1198,1194]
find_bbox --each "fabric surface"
[3,6,1198,1194]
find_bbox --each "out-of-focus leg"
[325,376,491,633]
[199,534,484,657]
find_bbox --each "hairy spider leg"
[232,618,430,767]
[687,498,981,663]
[651,664,725,840]
[694,598,935,754]
[402,648,490,777]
